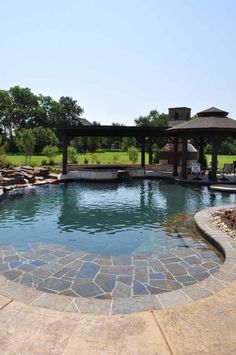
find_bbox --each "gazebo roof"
[167,107,236,136]
[197,107,229,117]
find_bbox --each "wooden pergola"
[57,126,168,174]
[57,107,236,182]
[167,107,236,181]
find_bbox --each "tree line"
[0,86,235,163]
[0,86,169,157]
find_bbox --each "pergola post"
[181,137,188,179]
[198,137,208,168]
[148,141,153,165]
[141,139,146,168]
[210,137,219,182]
[62,135,68,175]
[173,136,178,176]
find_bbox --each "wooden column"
[173,136,178,176]
[148,143,153,165]
[210,137,219,182]
[181,137,188,179]
[62,135,68,175]
[141,139,146,168]
[198,137,205,167]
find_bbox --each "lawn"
[5,151,150,166]
[205,154,236,168]
[5,152,236,168]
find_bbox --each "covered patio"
[58,107,236,183]
[167,107,236,182]
[57,126,168,174]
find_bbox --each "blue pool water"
[0,180,235,255]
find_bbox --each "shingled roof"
[78,117,92,126]
[167,107,236,135]
[197,107,229,117]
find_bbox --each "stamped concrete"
[0,295,170,355]
[1,278,236,354]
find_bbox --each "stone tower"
[168,107,191,127]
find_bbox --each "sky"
[0,0,236,125]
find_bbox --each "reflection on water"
[0,181,235,255]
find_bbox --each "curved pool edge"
[0,205,235,314]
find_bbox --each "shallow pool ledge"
[0,205,236,314]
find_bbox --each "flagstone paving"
[0,241,223,300]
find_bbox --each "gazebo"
[167,107,236,181]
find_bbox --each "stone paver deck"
[0,242,222,299]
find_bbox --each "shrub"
[41,159,47,166]
[84,158,89,164]
[128,146,138,164]
[42,145,58,165]
[0,155,7,169]
[91,154,97,164]
[67,146,78,164]
[96,160,100,164]
[113,154,120,163]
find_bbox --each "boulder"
[0,177,17,186]
[34,167,49,178]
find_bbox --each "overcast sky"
[1,0,235,124]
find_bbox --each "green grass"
[206,154,236,168]
[5,152,236,168]
[5,152,149,166]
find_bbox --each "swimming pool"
[0,180,234,299]
[0,180,235,256]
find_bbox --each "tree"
[134,110,168,127]
[0,135,5,155]
[134,110,168,153]
[9,86,40,129]
[0,135,7,168]
[220,138,236,155]
[32,126,59,153]
[128,146,138,164]
[54,96,84,128]
[122,137,137,151]
[0,90,12,138]
[16,129,36,164]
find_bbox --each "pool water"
[0,180,235,256]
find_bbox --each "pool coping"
[0,204,235,314]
